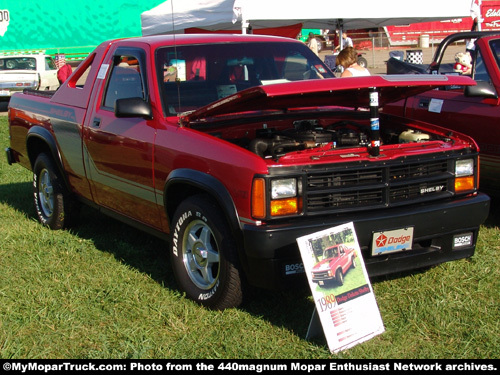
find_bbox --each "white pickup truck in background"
[0,53,59,101]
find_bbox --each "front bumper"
[241,193,490,290]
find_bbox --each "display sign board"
[296,222,385,353]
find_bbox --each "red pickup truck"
[312,244,356,287]
[5,34,490,309]
[385,31,500,194]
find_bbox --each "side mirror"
[464,81,498,99]
[115,97,153,120]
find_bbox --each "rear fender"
[26,127,68,188]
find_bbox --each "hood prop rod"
[369,87,380,157]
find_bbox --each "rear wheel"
[33,153,76,230]
[357,56,368,68]
[170,194,243,309]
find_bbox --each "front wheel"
[170,195,243,310]
[335,268,344,286]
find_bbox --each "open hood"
[181,74,475,124]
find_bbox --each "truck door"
[84,48,162,230]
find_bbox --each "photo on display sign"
[297,222,385,353]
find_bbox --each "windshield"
[155,41,334,115]
[489,38,500,74]
[0,57,36,70]
[324,247,338,259]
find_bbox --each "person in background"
[332,30,340,52]
[342,32,353,49]
[466,0,482,53]
[54,54,72,85]
[334,32,353,52]
[307,32,319,56]
[336,47,370,77]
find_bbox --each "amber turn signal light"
[251,178,266,219]
[455,176,474,193]
[270,197,301,217]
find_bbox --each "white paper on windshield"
[429,98,444,113]
[97,64,109,80]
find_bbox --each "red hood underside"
[182,74,475,124]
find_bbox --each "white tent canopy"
[142,0,235,36]
[141,0,474,36]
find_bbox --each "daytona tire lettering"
[169,194,243,309]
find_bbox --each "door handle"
[92,118,101,128]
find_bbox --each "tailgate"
[0,71,39,95]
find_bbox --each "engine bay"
[204,113,439,161]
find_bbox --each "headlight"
[455,159,474,177]
[252,177,303,219]
[271,178,297,199]
[270,178,302,217]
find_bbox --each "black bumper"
[241,193,490,290]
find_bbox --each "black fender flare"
[163,168,242,238]
[26,126,69,188]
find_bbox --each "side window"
[74,61,92,88]
[489,38,500,70]
[103,55,144,109]
[45,57,57,71]
[473,50,491,83]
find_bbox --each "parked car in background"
[385,32,500,194]
[0,53,59,101]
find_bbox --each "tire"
[170,194,243,310]
[357,56,368,68]
[351,256,357,269]
[335,268,344,286]
[33,153,76,230]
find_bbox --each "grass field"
[0,116,499,359]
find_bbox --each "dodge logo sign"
[375,234,387,247]
[372,227,414,256]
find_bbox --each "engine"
[248,119,370,159]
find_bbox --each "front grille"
[312,271,330,280]
[305,157,454,214]
[389,160,448,180]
